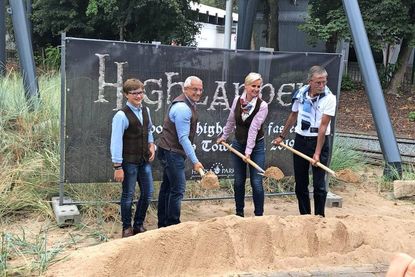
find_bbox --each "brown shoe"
[122,227,133,238]
[133,225,147,235]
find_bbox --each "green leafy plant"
[340,74,357,91]
[378,63,397,88]
[0,73,60,219]
[44,46,61,70]
[0,232,10,275]
[330,136,367,172]
[409,111,415,122]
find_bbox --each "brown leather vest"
[121,105,150,164]
[157,94,198,157]
[234,97,265,144]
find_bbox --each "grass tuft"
[330,136,367,171]
[0,73,60,219]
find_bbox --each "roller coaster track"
[336,132,415,165]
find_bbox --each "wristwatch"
[113,164,122,170]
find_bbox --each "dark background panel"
[64,38,342,183]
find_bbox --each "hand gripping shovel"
[279,142,336,176]
[278,142,362,182]
[221,141,284,180]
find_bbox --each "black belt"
[296,134,318,140]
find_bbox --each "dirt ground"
[336,89,415,139]
[26,165,412,276]
[3,89,415,276]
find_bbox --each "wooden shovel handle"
[280,142,336,177]
[221,141,265,173]
[197,168,205,177]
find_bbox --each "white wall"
[195,22,237,49]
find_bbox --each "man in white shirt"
[273,65,336,217]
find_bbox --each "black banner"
[64,37,342,183]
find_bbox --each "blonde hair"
[244,72,262,86]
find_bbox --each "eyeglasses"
[128,90,144,96]
[311,80,327,86]
[187,87,204,93]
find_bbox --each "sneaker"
[122,227,134,238]
[133,225,147,235]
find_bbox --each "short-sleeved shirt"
[292,87,336,137]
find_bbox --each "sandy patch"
[44,213,415,277]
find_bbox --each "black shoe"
[133,225,147,235]
[236,212,244,217]
[122,227,133,238]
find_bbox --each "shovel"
[197,168,220,189]
[221,141,284,180]
[279,142,336,176]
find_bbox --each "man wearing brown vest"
[157,76,205,227]
[111,78,155,238]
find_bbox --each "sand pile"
[45,214,415,277]
[200,171,219,189]
[264,166,284,180]
[336,169,361,183]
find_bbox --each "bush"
[378,63,397,88]
[409,111,415,122]
[341,75,357,91]
[0,73,60,219]
[35,46,61,73]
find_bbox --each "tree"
[31,0,201,50]
[299,0,415,93]
[299,0,414,53]
[263,0,279,50]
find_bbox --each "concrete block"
[51,196,81,226]
[325,192,343,208]
[393,180,415,198]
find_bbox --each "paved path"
[233,264,389,276]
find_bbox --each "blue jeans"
[157,148,186,227]
[231,139,265,216]
[121,162,154,230]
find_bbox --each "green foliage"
[31,0,201,49]
[0,223,117,275]
[44,46,61,70]
[409,111,415,122]
[330,136,367,172]
[340,74,357,91]
[379,164,415,191]
[0,73,60,219]
[0,229,65,275]
[35,46,61,73]
[299,0,415,52]
[378,63,398,88]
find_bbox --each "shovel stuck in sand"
[220,141,284,181]
[197,168,220,189]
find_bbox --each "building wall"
[251,0,326,52]
[195,22,237,49]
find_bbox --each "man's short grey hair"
[183,76,203,88]
[307,65,328,82]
